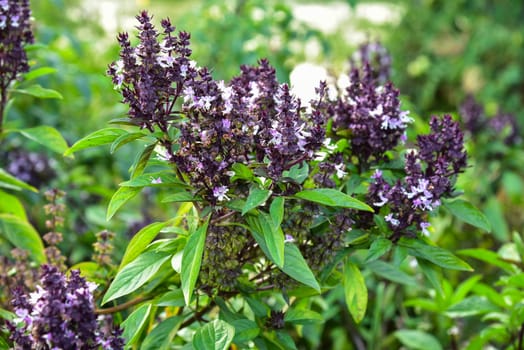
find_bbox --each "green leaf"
[446,296,498,318]
[231,163,253,182]
[395,330,443,350]
[102,251,171,304]
[120,221,169,268]
[155,289,186,307]
[231,319,260,344]
[120,172,187,188]
[110,131,147,154]
[0,214,45,264]
[130,143,156,178]
[106,186,141,221]
[444,199,491,232]
[181,219,209,305]
[259,212,285,268]
[242,187,271,215]
[12,84,63,99]
[142,315,183,350]
[367,260,418,287]
[282,162,309,184]
[284,308,323,325]
[0,168,37,192]
[269,197,285,227]
[17,126,69,155]
[294,189,373,212]
[65,128,127,156]
[0,190,27,220]
[192,319,235,350]
[458,248,514,272]
[121,303,152,346]
[399,238,473,271]
[364,237,392,262]
[162,191,200,203]
[417,258,443,295]
[343,261,368,324]
[24,66,57,81]
[282,244,321,292]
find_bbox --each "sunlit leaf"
[18,126,69,155]
[106,186,141,221]
[65,128,127,156]
[0,214,45,264]
[294,188,373,211]
[343,260,368,323]
[192,319,235,350]
[181,219,209,305]
[121,303,152,346]
[11,84,63,99]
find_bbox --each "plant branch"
[95,295,150,315]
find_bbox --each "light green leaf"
[12,84,63,99]
[106,186,141,221]
[18,126,69,155]
[155,289,185,307]
[0,214,45,264]
[458,248,514,272]
[110,131,147,154]
[242,187,271,215]
[162,191,200,203]
[24,67,57,81]
[259,212,284,268]
[129,143,156,178]
[142,315,183,350]
[445,296,498,318]
[65,128,127,156]
[270,197,285,227]
[192,319,235,350]
[102,251,171,304]
[181,220,209,305]
[282,162,309,184]
[343,261,368,324]
[367,260,418,287]
[399,238,473,271]
[120,172,187,188]
[417,258,443,295]
[0,168,37,192]
[231,163,253,182]
[294,188,373,212]
[444,199,491,232]
[122,303,152,346]
[284,308,323,325]
[0,190,27,220]
[364,237,392,262]
[394,330,443,350]
[120,221,169,268]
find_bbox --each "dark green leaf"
[64,128,127,156]
[106,186,141,221]
[120,221,169,268]
[192,319,235,350]
[0,214,45,264]
[395,330,443,350]
[0,168,37,192]
[399,238,473,271]
[294,189,373,212]
[444,199,491,232]
[242,187,271,215]
[259,212,284,268]
[17,126,69,155]
[231,319,260,344]
[142,316,183,350]
[270,197,285,227]
[343,261,368,323]
[12,84,63,99]
[102,251,171,304]
[282,244,321,292]
[181,220,209,305]
[110,131,148,154]
[121,303,152,346]
[162,191,200,203]
[365,237,392,262]
[367,260,418,287]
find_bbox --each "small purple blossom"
[213,185,230,202]
[351,41,392,85]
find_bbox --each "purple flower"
[351,41,392,85]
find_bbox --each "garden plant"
[0,0,522,349]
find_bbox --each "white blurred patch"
[289,63,328,103]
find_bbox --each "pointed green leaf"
[417,258,444,295]
[130,143,156,178]
[0,190,27,220]
[284,308,323,325]
[231,163,253,182]
[395,330,443,350]
[121,303,152,346]
[399,238,473,271]
[110,131,147,154]
[192,319,235,350]
[162,191,200,203]
[270,197,285,227]
[120,221,169,268]
[65,128,127,155]
[12,84,62,99]
[181,220,209,305]
[282,162,309,184]
[343,261,368,324]
[231,319,260,344]
[102,251,171,304]
[0,168,37,192]
[23,67,57,81]
[294,189,373,212]
[120,172,187,188]
[242,187,271,215]
[445,296,497,318]
[106,186,141,221]
[444,199,491,232]
[458,248,514,272]
[18,126,69,155]
[367,260,418,287]
[282,244,320,292]
[365,237,392,262]
[142,315,184,350]
[259,212,284,268]
[0,214,45,264]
